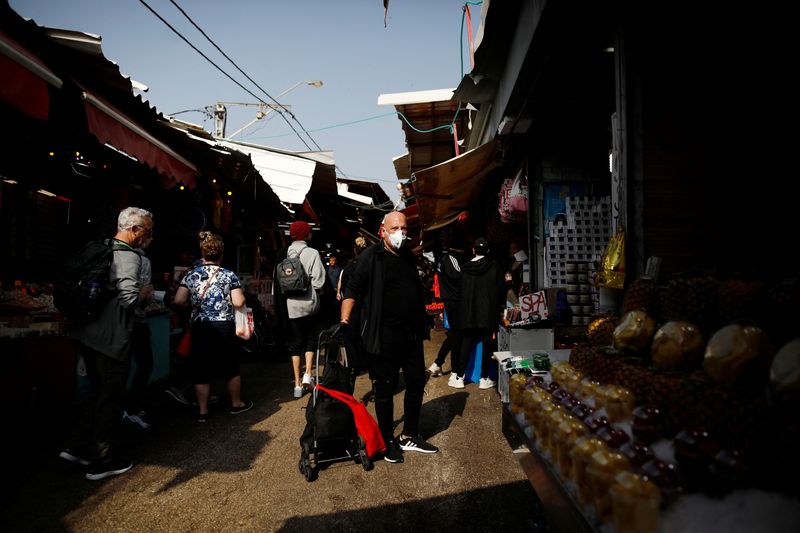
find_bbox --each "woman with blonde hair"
[174,231,253,422]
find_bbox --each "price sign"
[520,290,549,321]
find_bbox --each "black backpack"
[54,239,133,321]
[276,246,311,296]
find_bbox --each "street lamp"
[223,80,323,139]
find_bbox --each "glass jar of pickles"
[587,450,631,522]
[609,471,661,533]
[570,436,608,505]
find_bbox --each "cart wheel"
[300,443,316,481]
[357,436,373,471]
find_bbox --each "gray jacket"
[80,243,143,360]
[285,240,325,319]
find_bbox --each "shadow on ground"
[276,480,549,532]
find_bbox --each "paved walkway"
[5,330,548,532]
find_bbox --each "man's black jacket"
[342,242,430,354]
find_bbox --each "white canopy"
[216,140,317,204]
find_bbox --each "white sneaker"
[427,363,443,377]
[448,373,465,389]
[479,378,497,390]
[302,373,314,387]
[293,386,303,399]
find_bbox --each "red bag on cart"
[315,384,386,458]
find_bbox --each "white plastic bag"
[235,306,254,340]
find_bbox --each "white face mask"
[388,230,405,249]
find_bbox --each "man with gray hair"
[59,207,154,480]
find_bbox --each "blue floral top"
[180,264,242,322]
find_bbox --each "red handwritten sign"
[520,291,549,321]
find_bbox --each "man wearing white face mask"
[338,211,439,463]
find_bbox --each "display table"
[503,404,597,533]
[498,325,554,352]
[128,310,171,386]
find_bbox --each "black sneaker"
[230,400,253,415]
[383,439,404,463]
[58,448,91,466]
[398,435,439,454]
[85,456,133,481]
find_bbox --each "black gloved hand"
[328,321,349,339]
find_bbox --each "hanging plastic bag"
[235,306,254,340]
[596,226,626,289]
[498,168,528,223]
[508,170,528,220]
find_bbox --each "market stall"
[501,273,800,533]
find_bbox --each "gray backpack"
[277,246,311,296]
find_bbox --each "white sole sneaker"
[302,373,314,387]
[427,363,443,377]
[478,378,496,390]
[448,375,465,389]
[293,386,303,398]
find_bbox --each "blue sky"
[9,0,483,202]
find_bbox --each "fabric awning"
[216,140,316,204]
[414,139,501,232]
[82,91,197,187]
[0,31,62,120]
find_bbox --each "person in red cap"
[279,221,326,398]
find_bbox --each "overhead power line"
[165,0,323,151]
[136,0,315,151]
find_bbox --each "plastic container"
[570,436,608,505]
[531,400,556,441]
[587,450,631,522]
[554,417,588,479]
[509,373,529,414]
[522,387,549,426]
[609,471,661,533]
[605,385,636,423]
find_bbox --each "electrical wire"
[166,0,323,151]
[136,0,314,151]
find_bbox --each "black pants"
[69,344,130,461]
[126,321,153,413]
[456,328,496,379]
[369,335,426,442]
[434,301,461,369]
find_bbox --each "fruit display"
[622,277,660,316]
[511,270,800,532]
[613,310,656,353]
[703,323,768,384]
[587,314,616,346]
[769,338,800,403]
[650,321,704,370]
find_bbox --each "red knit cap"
[289,221,311,241]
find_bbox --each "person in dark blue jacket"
[339,211,439,463]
